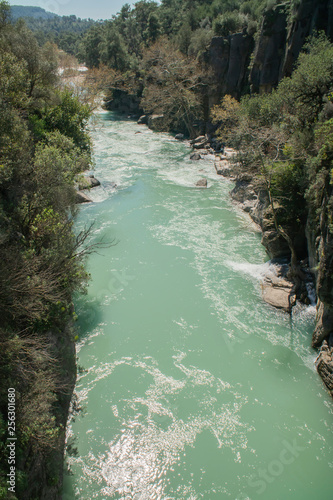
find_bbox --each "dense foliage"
[212,33,333,269]
[2,0,333,494]
[80,0,272,70]
[0,2,92,497]
[10,5,95,56]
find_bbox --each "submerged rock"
[190,152,201,161]
[261,275,296,313]
[196,178,207,188]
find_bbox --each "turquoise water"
[63,111,333,500]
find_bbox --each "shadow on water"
[74,294,105,341]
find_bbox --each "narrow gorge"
[63,110,333,499]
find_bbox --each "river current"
[62,111,333,500]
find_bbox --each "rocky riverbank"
[189,137,333,397]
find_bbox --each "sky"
[7,0,149,20]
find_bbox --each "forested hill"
[9,4,95,53]
[10,5,58,20]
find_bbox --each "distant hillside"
[9,5,95,57]
[10,5,59,20]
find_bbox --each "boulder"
[241,200,257,213]
[261,275,296,313]
[193,139,210,149]
[78,175,100,190]
[316,341,333,396]
[147,114,166,131]
[224,147,237,158]
[175,133,184,140]
[230,175,256,203]
[190,152,201,161]
[76,190,92,204]
[215,160,233,176]
[261,230,290,259]
[196,178,207,188]
[138,114,149,125]
[191,135,210,149]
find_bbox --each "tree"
[143,12,162,44]
[278,33,333,127]
[43,88,92,152]
[99,22,131,71]
[141,38,204,136]
[82,24,103,68]
[9,22,59,104]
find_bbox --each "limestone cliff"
[250,0,333,93]
[206,0,333,101]
[204,33,254,108]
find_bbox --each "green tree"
[99,23,131,71]
[43,88,91,152]
[141,37,204,136]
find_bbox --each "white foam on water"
[65,112,333,500]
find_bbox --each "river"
[62,110,333,500]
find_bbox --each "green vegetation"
[212,33,333,271]
[0,2,92,497]
[10,5,58,20]
[10,5,95,56]
[79,0,271,70]
[1,0,333,494]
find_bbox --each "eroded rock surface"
[261,274,296,313]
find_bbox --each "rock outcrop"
[76,190,92,203]
[104,88,142,115]
[78,175,101,190]
[148,114,167,131]
[250,4,288,93]
[316,341,333,397]
[261,274,296,313]
[250,0,333,93]
[205,0,333,108]
[204,33,254,108]
[191,135,210,149]
[138,114,149,125]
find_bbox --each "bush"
[213,11,248,36]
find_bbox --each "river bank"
[63,110,333,499]
[195,138,333,398]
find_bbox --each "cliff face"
[205,0,333,395]
[207,0,333,101]
[250,4,288,93]
[204,33,254,108]
[307,179,333,396]
[250,0,333,93]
